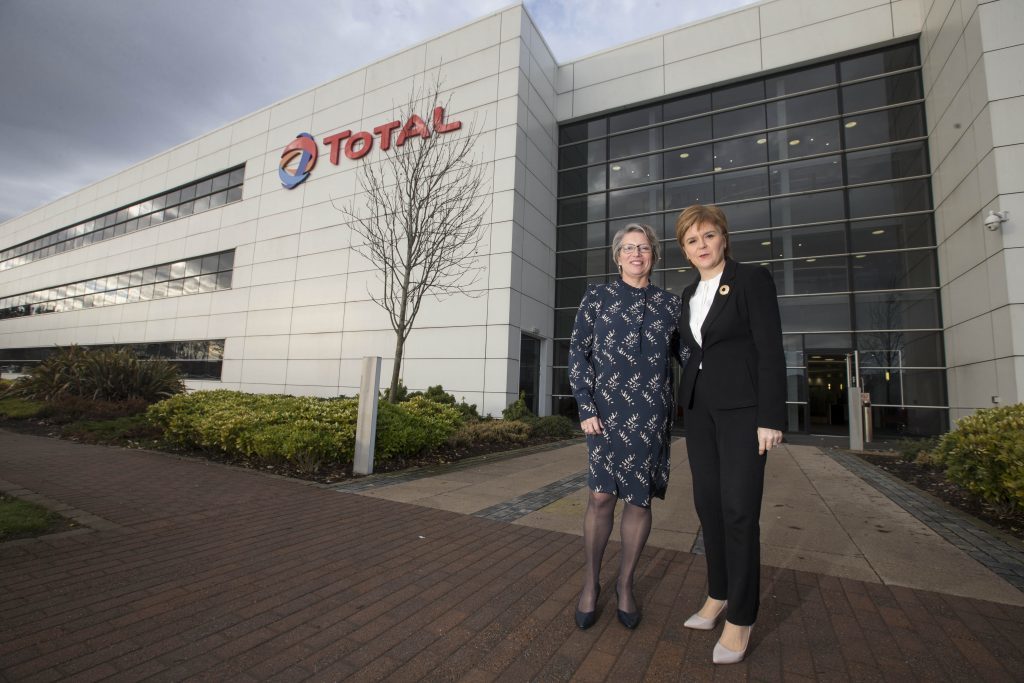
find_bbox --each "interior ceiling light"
[844,121,858,128]
[714,166,723,171]
[855,254,866,259]
[761,241,770,246]
[806,258,817,262]
[872,229,885,235]
[611,165,621,171]
[789,139,801,146]
[756,138,767,144]
[679,152,690,158]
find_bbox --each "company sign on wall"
[279,107,461,189]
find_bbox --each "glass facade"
[0,340,226,380]
[0,166,245,272]
[0,250,234,319]
[553,43,947,436]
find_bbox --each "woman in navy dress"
[568,223,684,630]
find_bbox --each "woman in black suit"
[674,204,786,664]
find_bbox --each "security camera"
[985,210,1008,231]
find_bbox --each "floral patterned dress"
[569,279,685,507]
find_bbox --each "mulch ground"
[854,451,1024,542]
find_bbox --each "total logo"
[278,107,461,189]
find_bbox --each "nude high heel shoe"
[683,599,727,630]
[713,623,752,664]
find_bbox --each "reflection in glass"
[664,177,714,211]
[663,145,713,178]
[772,256,848,295]
[767,120,840,161]
[848,179,930,218]
[766,90,838,128]
[713,135,767,170]
[854,290,941,330]
[845,141,928,184]
[772,223,847,258]
[841,73,922,112]
[771,191,845,226]
[779,294,851,331]
[843,105,925,148]
[851,250,937,290]
[770,156,843,194]
[665,117,711,147]
[609,186,660,217]
[713,104,766,138]
[609,128,662,159]
[716,167,769,202]
[849,214,933,251]
[608,155,661,189]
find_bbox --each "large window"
[0,166,244,272]
[0,250,234,319]
[553,43,946,435]
[0,340,226,380]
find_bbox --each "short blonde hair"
[674,204,731,259]
[611,223,660,275]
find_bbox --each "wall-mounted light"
[985,210,1009,231]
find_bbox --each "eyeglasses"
[621,244,652,255]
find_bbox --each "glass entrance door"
[807,353,849,435]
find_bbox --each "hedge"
[935,403,1024,514]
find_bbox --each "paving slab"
[3,429,1024,682]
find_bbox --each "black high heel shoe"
[615,586,640,629]
[574,586,600,630]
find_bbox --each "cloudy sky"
[0,0,758,224]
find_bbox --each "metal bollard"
[354,356,382,476]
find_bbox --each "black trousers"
[686,372,765,626]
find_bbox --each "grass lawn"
[0,493,77,541]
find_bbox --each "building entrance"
[807,353,848,436]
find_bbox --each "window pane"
[664,93,711,120]
[200,255,221,274]
[608,155,661,188]
[765,64,836,97]
[716,167,769,202]
[713,104,766,137]
[851,249,937,290]
[722,199,770,230]
[229,167,245,186]
[664,176,714,211]
[845,141,928,184]
[773,255,848,295]
[766,90,838,128]
[211,173,229,192]
[857,330,944,367]
[195,179,213,196]
[779,294,851,331]
[218,252,235,271]
[770,155,843,194]
[664,117,711,147]
[843,105,925,148]
[730,230,774,263]
[841,73,922,112]
[772,223,847,258]
[849,215,934,251]
[854,290,940,330]
[609,186,660,217]
[713,81,764,109]
[559,195,605,223]
[216,272,232,289]
[664,144,713,178]
[558,168,589,196]
[611,214,665,240]
[772,190,845,225]
[556,278,589,308]
[609,104,661,133]
[848,179,930,218]
[209,191,227,208]
[170,261,186,279]
[767,120,840,161]
[713,134,767,170]
[841,44,918,81]
[609,128,661,159]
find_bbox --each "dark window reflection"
[766,64,836,97]
[854,290,941,330]
[713,104,766,137]
[713,135,767,169]
[609,186,660,217]
[768,120,840,161]
[714,80,765,109]
[779,294,852,331]
[848,179,930,218]
[609,104,662,133]
[716,167,769,202]
[730,230,774,262]
[664,93,711,120]
[773,256,848,295]
[851,250,937,290]
[767,90,838,128]
[770,156,843,194]
[664,145,713,178]
[849,215,934,251]
[772,223,847,258]
[610,128,662,159]
[846,141,928,184]
[841,44,918,82]
[608,155,661,188]
[842,73,922,112]
[664,177,714,211]
[665,117,712,147]
[771,191,845,225]
[722,199,771,230]
[843,105,925,148]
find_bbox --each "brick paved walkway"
[2,431,1024,681]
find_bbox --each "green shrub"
[502,391,536,422]
[147,390,464,468]
[376,395,464,457]
[380,380,410,403]
[895,436,940,463]
[448,420,532,449]
[6,346,184,403]
[935,404,1024,514]
[409,384,480,421]
[39,396,150,424]
[529,415,577,439]
[0,397,46,420]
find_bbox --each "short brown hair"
[675,204,731,259]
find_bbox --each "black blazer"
[678,258,787,430]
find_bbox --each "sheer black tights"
[578,492,652,614]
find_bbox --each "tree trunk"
[389,332,405,404]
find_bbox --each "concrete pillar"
[354,356,382,476]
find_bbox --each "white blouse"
[689,272,722,367]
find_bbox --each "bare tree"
[339,81,490,402]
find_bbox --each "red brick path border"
[1,430,1022,681]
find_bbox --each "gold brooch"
[719,284,730,296]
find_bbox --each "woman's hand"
[580,416,605,436]
[757,427,783,455]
